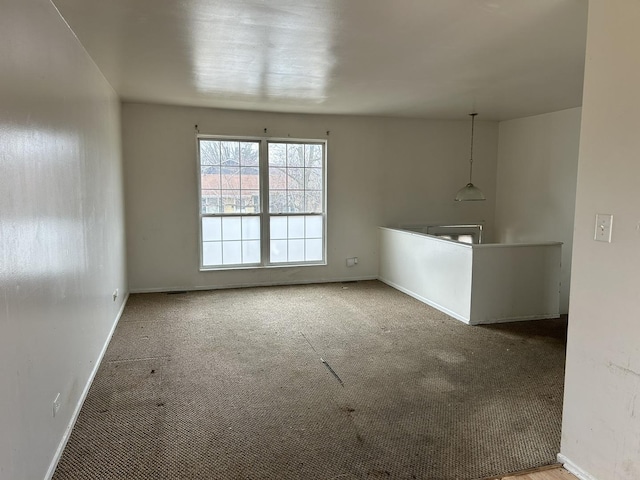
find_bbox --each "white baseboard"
[469,313,561,326]
[378,277,560,326]
[558,453,599,480]
[130,276,378,294]
[44,293,130,480]
[378,276,471,324]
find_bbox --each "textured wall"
[0,0,127,478]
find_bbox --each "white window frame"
[197,135,327,270]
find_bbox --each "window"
[198,136,326,269]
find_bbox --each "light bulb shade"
[455,182,486,201]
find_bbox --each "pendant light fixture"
[455,113,486,201]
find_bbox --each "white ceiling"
[52,0,588,120]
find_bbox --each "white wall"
[494,108,581,314]
[377,116,497,232]
[0,0,127,478]
[122,103,497,292]
[560,1,640,479]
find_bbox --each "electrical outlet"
[53,393,61,417]
[595,214,613,243]
[113,289,119,301]
[346,257,358,267]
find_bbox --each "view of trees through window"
[198,137,325,268]
[200,140,260,214]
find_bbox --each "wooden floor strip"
[477,464,578,480]
[502,467,577,479]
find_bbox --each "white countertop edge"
[379,226,563,248]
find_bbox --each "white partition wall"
[379,228,561,325]
[380,228,472,323]
[379,228,473,322]
[471,244,562,324]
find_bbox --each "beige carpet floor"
[53,280,566,480]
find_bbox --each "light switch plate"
[595,214,613,242]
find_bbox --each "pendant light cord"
[469,113,477,183]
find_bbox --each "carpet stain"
[434,350,467,364]
[420,374,457,393]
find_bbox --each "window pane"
[268,215,324,264]
[242,240,261,263]
[305,168,322,190]
[288,216,304,239]
[305,239,323,261]
[269,190,287,213]
[269,167,287,190]
[201,165,218,175]
[305,191,322,213]
[202,217,222,241]
[270,216,287,239]
[201,170,221,190]
[203,241,222,266]
[222,241,242,265]
[305,144,322,167]
[200,140,221,165]
[220,190,240,213]
[287,144,304,167]
[221,141,239,168]
[305,215,323,238]
[201,190,221,214]
[269,143,286,166]
[288,239,305,262]
[242,217,260,240]
[287,168,304,190]
[222,217,242,241]
[270,239,287,263]
[240,190,260,213]
[240,167,259,189]
[220,170,240,189]
[240,142,259,166]
[288,191,305,213]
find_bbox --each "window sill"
[199,261,327,272]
